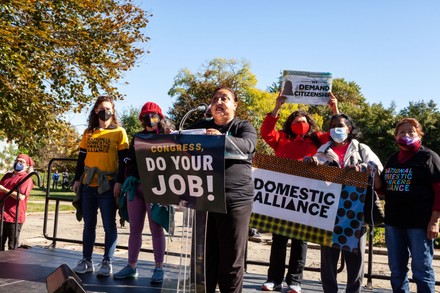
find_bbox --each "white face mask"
[330,127,348,143]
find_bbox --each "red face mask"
[290,122,310,136]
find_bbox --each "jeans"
[81,184,118,261]
[385,225,435,293]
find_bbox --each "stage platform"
[0,245,379,293]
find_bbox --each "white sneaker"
[97,259,112,277]
[261,281,282,291]
[73,259,94,274]
[287,284,301,293]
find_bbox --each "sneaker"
[73,259,94,274]
[97,259,113,277]
[114,264,138,279]
[287,284,301,293]
[150,267,164,284]
[249,228,263,237]
[261,281,282,291]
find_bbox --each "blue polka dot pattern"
[332,185,366,253]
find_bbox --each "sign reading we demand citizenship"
[281,70,332,105]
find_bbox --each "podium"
[133,132,248,292]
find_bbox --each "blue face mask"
[14,162,25,172]
[330,127,348,143]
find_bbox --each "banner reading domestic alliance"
[251,153,369,252]
[253,168,341,231]
[134,133,227,214]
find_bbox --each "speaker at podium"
[46,264,86,293]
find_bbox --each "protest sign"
[251,153,368,253]
[134,133,227,213]
[281,70,332,105]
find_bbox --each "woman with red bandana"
[260,93,338,293]
[374,118,440,292]
[0,154,34,251]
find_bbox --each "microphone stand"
[178,104,208,133]
[179,108,198,133]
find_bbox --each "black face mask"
[98,109,113,121]
[143,114,161,128]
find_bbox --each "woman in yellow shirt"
[72,96,129,277]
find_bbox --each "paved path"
[19,209,440,292]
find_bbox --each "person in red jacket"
[0,154,35,251]
[260,93,338,293]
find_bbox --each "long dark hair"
[87,96,119,132]
[141,116,175,134]
[329,113,361,141]
[282,110,321,147]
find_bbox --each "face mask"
[397,136,421,151]
[143,114,161,128]
[14,162,25,172]
[397,136,419,146]
[330,127,348,143]
[290,122,310,136]
[97,109,113,121]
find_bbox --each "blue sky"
[70,1,440,129]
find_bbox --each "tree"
[0,0,151,153]
[323,78,398,161]
[119,106,143,141]
[167,58,258,128]
[342,101,397,162]
[0,142,19,172]
[31,122,80,170]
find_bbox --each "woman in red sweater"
[260,93,338,293]
[0,154,35,251]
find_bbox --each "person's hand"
[271,94,287,117]
[275,95,287,109]
[303,156,319,165]
[206,128,222,135]
[114,182,122,198]
[346,165,367,172]
[345,165,359,172]
[328,92,339,114]
[427,221,439,240]
[73,181,80,194]
[0,184,8,193]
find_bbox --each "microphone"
[195,103,208,112]
[179,103,210,131]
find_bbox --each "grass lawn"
[27,201,75,213]
[28,187,76,212]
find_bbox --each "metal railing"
[42,158,182,258]
[245,225,440,287]
[41,158,439,288]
